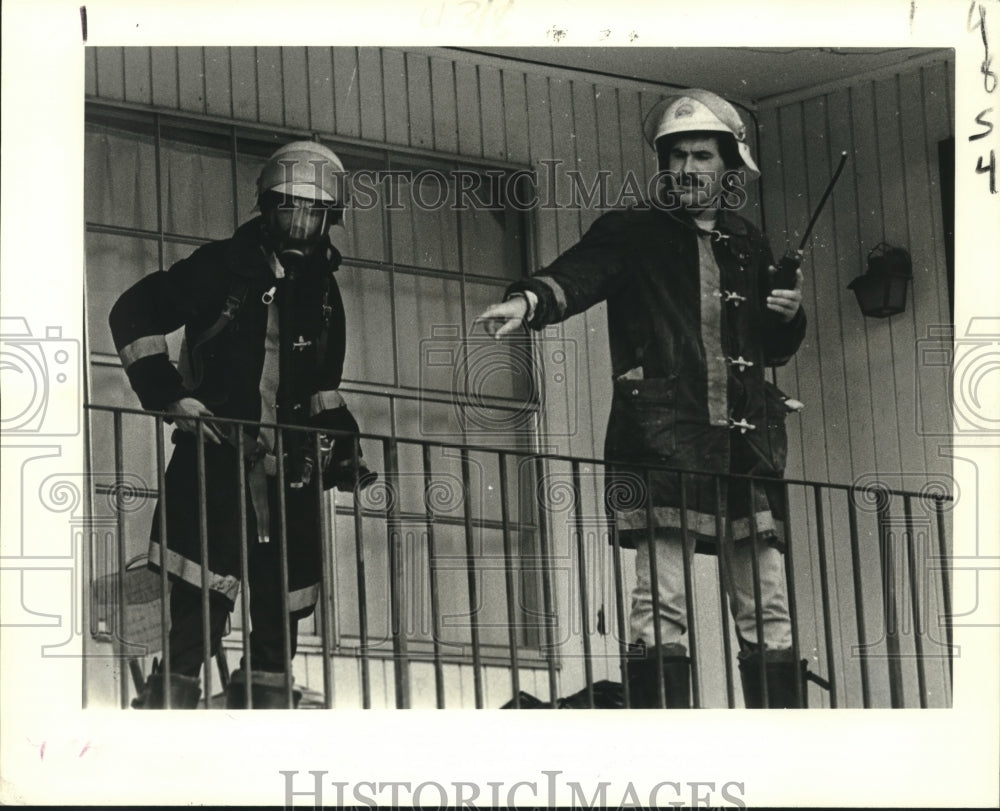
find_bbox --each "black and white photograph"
[1,0,998,807]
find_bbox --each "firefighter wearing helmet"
[257,140,348,263]
[477,89,808,708]
[111,140,374,709]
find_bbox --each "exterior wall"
[755,58,955,707]
[84,46,953,708]
[757,59,954,502]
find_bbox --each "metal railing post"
[313,431,334,709]
[812,485,838,708]
[459,449,483,709]
[903,495,927,708]
[498,452,521,708]
[876,490,904,708]
[678,471,699,708]
[748,478,769,709]
[933,496,953,699]
[571,462,595,707]
[781,480,804,708]
[113,411,130,709]
[352,436,371,708]
[421,444,446,709]
[273,429,295,709]
[194,418,213,709]
[609,464,631,707]
[644,468,666,708]
[235,429,252,708]
[714,475,735,708]
[846,488,871,708]
[384,437,410,709]
[533,454,560,705]
[153,417,173,708]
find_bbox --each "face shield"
[256,140,348,266]
[262,194,341,264]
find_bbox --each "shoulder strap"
[191,279,248,353]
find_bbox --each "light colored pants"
[630,530,792,651]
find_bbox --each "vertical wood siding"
[757,60,954,707]
[758,61,953,503]
[87,47,953,708]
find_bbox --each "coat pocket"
[607,374,678,459]
[742,379,790,473]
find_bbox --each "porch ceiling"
[463,46,948,105]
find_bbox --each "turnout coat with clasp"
[109,217,359,612]
[507,203,807,551]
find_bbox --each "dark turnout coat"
[508,204,806,550]
[109,218,360,612]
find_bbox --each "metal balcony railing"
[85,403,954,710]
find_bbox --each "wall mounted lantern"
[847,243,913,318]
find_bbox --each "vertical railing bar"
[678,471,699,708]
[812,485,838,708]
[154,416,172,708]
[780,481,804,708]
[235,428,252,708]
[325,483,340,697]
[351,436,371,708]
[314,431,334,709]
[714,475,736,708]
[642,468,666,708]
[460,449,484,709]
[571,461,595,707]
[846,488,871,709]
[384,436,410,709]
[421,444,446,709]
[113,411,129,710]
[877,492,903,708]
[609,465,631,707]
[933,496,953,699]
[89,443,100,642]
[273,429,294,709]
[903,495,927,708]
[533,454,560,704]
[195,417,213,709]
[748,478,769,709]
[498,452,522,708]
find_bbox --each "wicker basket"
[92,555,169,655]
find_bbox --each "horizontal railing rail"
[86,404,952,499]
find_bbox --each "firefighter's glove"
[318,434,335,471]
[314,433,377,491]
[327,458,379,493]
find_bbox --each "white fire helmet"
[256,140,347,207]
[256,140,348,262]
[642,89,759,180]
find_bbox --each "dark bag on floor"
[500,680,624,709]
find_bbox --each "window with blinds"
[85,103,548,663]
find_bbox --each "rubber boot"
[738,648,807,708]
[131,668,202,709]
[225,668,302,709]
[624,641,691,708]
